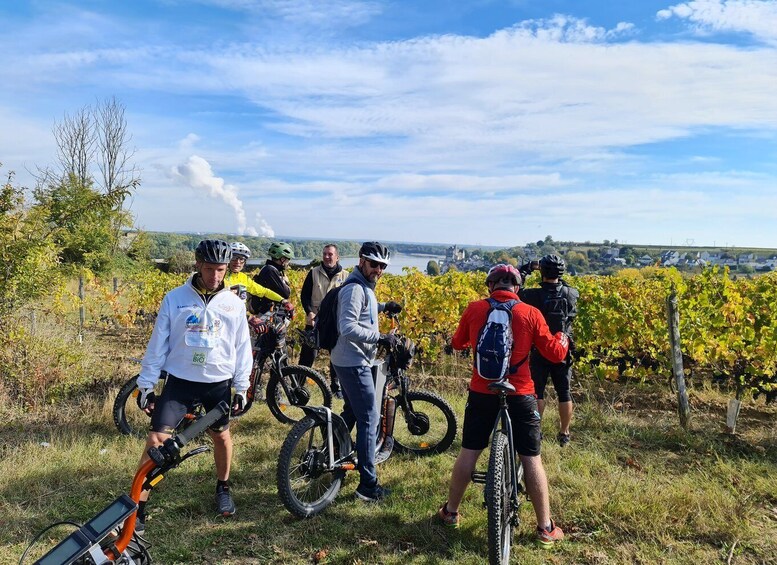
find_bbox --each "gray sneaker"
[216,486,236,516]
[355,483,391,502]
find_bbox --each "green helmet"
[268,241,295,260]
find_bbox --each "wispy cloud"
[657,0,777,44]
[190,0,382,27]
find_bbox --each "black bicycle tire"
[276,416,344,518]
[485,431,513,565]
[266,365,332,425]
[113,374,146,437]
[392,390,457,456]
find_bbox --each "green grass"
[2,380,776,564]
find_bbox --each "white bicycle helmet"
[359,241,391,265]
[230,241,251,259]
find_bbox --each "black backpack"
[313,280,361,351]
[540,285,572,334]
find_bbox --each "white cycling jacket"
[138,275,253,393]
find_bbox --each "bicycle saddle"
[487,380,516,394]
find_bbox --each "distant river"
[292,253,444,274]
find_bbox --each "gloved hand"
[248,315,268,334]
[280,300,295,318]
[231,391,247,417]
[136,388,156,415]
[378,333,398,349]
[383,301,402,316]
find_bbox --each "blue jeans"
[333,364,378,488]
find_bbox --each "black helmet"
[389,336,416,372]
[359,241,391,265]
[195,239,232,264]
[539,254,565,279]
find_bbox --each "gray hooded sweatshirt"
[330,266,386,367]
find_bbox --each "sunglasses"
[367,259,388,270]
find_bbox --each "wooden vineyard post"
[667,287,691,429]
[78,274,85,343]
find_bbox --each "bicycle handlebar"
[175,400,229,446]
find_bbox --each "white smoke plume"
[170,155,275,237]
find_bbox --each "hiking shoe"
[216,485,236,516]
[134,516,145,534]
[536,520,564,548]
[557,432,570,447]
[355,483,391,502]
[436,502,461,528]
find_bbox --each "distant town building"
[446,244,466,262]
[660,251,681,266]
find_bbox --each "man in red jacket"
[437,264,569,548]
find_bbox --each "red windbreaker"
[452,289,569,395]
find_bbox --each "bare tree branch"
[53,106,96,186]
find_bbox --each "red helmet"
[486,263,521,287]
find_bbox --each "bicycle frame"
[296,358,397,473]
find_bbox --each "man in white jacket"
[134,239,253,529]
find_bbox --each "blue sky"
[2,0,776,248]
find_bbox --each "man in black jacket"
[251,241,294,315]
[519,254,579,447]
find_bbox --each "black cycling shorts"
[461,390,542,456]
[530,351,573,402]
[150,374,231,434]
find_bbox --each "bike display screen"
[35,531,90,565]
[81,494,137,541]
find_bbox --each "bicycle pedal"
[471,472,487,484]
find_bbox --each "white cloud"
[169,155,274,236]
[513,14,636,42]
[657,0,777,44]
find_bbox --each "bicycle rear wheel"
[113,374,159,437]
[485,431,514,565]
[266,365,332,424]
[392,390,457,456]
[276,416,345,518]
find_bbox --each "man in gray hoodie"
[330,241,402,502]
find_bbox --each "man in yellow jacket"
[226,242,285,332]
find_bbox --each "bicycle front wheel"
[266,365,332,424]
[485,431,514,565]
[276,416,345,518]
[393,390,458,456]
[113,374,158,437]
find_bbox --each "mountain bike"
[22,402,229,565]
[113,307,331,436]
[276,316,457,518]
[470,379,526,565]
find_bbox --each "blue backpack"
[475,298,526,380]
